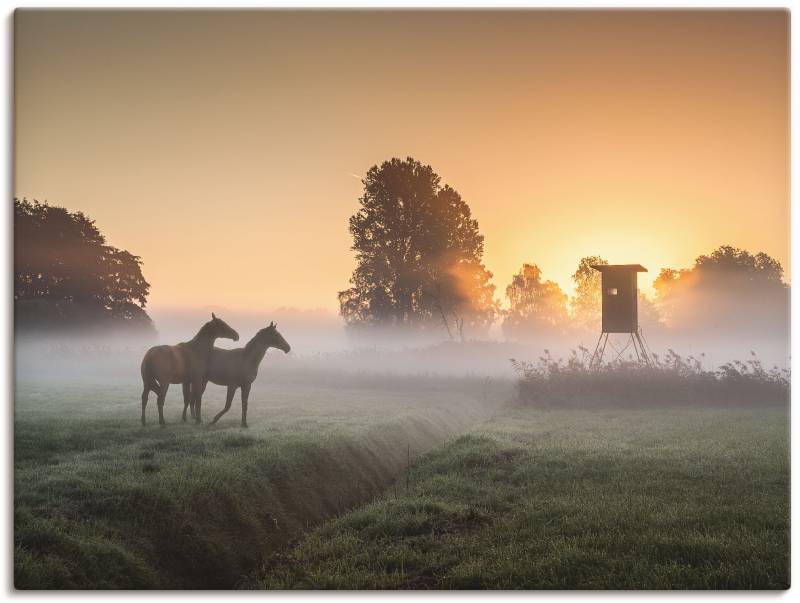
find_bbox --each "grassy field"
[14,353,789,591]
[250,406,790,589]
[14,373,506,589]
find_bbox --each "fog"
[15,299,789,391]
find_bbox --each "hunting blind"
[589,264,652,366]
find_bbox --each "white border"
[1,3,794,602]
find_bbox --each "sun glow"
[14,10,788,313]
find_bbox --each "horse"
[194,322,291,428]
[140,313,239,425]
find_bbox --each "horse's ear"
[270,321,275,328]
[212,312,216,320]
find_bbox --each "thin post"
[631,333,641,362]
[634,330,651,366]
[590,332,608,368]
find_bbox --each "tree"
[654,245,788,336]
[502,263,568,340]
[695,245,784,281]
[570,255,607,332]
[637,291,662,331]
[652,267,687,326]
[338,158,497,338]
[424,250,498,341]
[14,198,153,332]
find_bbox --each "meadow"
[13,345,789,590]
[14,368,507,589]
[251,406,790,589]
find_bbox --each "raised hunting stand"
[590,264,652,367]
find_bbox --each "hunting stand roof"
[590,264,648,272]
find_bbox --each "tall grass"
[510,349,789,408]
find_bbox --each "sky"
[15,9,789,313]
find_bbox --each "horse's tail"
[140,350,160,393]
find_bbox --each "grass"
[511,349,789,408]
[14,353,790,590]
[250,407,789,589]
[14,374,506,589]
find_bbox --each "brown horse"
[140,313,239,425]
[196,322,291,427]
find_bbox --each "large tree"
[502,263,568,340]
[14,198,153,332]
[338,158,497,338]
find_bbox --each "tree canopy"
[502,263,568,340]
[570,255,608,332]
[14,198,153,333]
[338,158,497,339]
[654,245,787,336]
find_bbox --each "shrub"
[510,349,789,408]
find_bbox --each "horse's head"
[256,321,291,354]
[208,312,240,342]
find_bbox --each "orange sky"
[15,10,789,313]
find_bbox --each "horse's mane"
[192,320,216,341]
[244,330,268,354]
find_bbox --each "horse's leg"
[241,383,251,428]
[157,382,170,426]
[141,385,150,426]
[181,382,191,422]
[211,386,236,425]
[193,379,207,424]
[187,382,197,420]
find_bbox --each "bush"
[510,349,789,408]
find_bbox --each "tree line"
[340,157,789,341]
[13,158,788,340]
